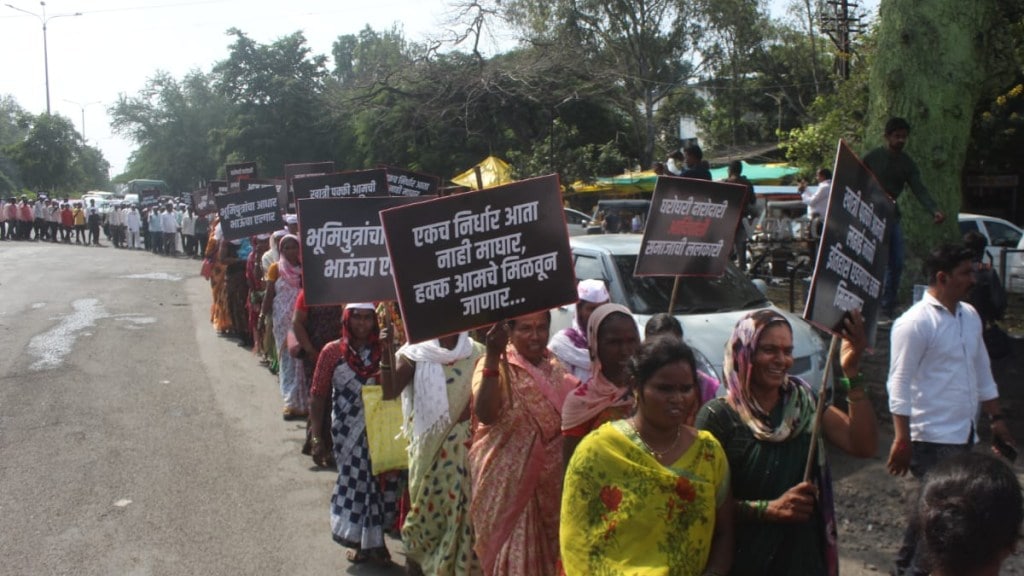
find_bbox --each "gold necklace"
[630,416,681,460]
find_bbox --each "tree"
[110,70,229,191]
[864,0,1022,254]
[496,0,702,167]
[5,113,82,194]
[0,95,30,196]
[213,29,333,176]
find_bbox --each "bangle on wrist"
[481,367,500,378]
[839,373,863,392]
[989,413,1005,424]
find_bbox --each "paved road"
[0,242,402,575]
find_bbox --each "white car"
[958,213,1024,293]
[563,208,593,236]
[551,234,830,387]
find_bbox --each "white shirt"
[126,210,141,230]
[887,292,999,444]
[108,208,121,226]
[181,213,196,235]
[160,211,178,233]
[801,179,830,218]
[148,211,163,233]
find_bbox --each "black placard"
[214,185,283,241]
[292,169,388,202]
[191,188,215,216]
[804,140,896,345]
[209,180,228,195]
[139,188,161,211]
[381,174,576,343]
[635,176,747,277]
[381,166,441,197]
[298,197,427,306]
[285,162,335,209]
[226,161,258,191]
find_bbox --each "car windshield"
[613,255,768,314]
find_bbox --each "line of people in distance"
[199,213,1020,575]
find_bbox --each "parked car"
[564,208,593,236]
[958,213,1024,293]
[551,234,830,387]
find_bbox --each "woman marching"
[696,309,877,575]
[469,311,579,576]
[308,303,402,567]
[261,233,305,420]
[560,336,734,576]
[380,330,485,575]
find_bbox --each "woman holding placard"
[469,311,579,576]
[696,309,876,575]
[379,330,485,575]
[308,303,402,567]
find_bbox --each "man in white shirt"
[180,206,196,259]
[125,205,141,249]
[160,204,178,255]
[148,207,163,254]
[107,203,123,248]
[886,243,1015,576]
[800,167,831,238]
[547,279,610,382]
[46,200,61,243]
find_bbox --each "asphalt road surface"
[0,242,403,576]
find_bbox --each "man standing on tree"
[863,117,946,319]
[886,243,1015,576]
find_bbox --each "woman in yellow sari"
[561,336,733,576]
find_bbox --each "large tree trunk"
[865,0,1002,271]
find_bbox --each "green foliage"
[110,71,229,191]
[3,113,108,194]
[780,31,872,175]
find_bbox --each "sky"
[0,0,878,185]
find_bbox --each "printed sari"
[469,346,578,576]
[399,339,485,575]
[560,421,729,576]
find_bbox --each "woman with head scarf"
[258,230,287,373]
[260,233,305,420]
[560,303,640,467]
[469,311,580,576]
[696,309,877,575]
[378,330,485,575]
[308,303,402,567]
[560,336,734,576]
[205,217,233,334]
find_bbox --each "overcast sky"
[0,0,877,185]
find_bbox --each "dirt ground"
[766,286,1024,574]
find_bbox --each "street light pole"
[63,99,100,141]
[5,2,82,115]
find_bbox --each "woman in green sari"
[696,309,877,575]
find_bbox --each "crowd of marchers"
[0,195,211,258]
[196,200,1020,576]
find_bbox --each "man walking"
[86,199,102,246]
[126,205,141,249]
[181,206,196,259]
[161,204,178,255]
[886,243,1015,576]
[863,117,946,319]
